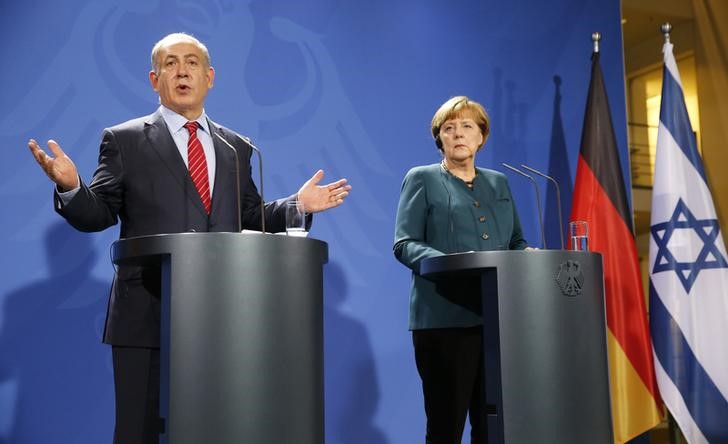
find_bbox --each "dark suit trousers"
[412,327,487,444]
[112,346,161,444]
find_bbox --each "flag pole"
[659,21,687,444]
[661,22,672,44]
[575,29,664,441]
[592,32,600,54]
[659,20,687,444]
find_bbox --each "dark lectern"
[112,232,327,444]
[421,250,612,443]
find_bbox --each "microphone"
[214,131,266,233]
[214,132,241,232]
[501,163,546,249]
[519,164,565,249]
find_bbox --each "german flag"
[570,49,662,443]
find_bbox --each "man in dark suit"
[28,32,351,444]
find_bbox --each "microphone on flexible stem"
[214,132,266,233]
[214,132,241,232]
[502,162,546,249]
[238,135,266,234]
[520,164,564,250]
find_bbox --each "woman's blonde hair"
[431,96,490,151]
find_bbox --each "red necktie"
[184,121,211,214]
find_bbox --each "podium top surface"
[111,232,328,266]
[420,249,601,277]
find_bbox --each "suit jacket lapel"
[208,119,236,219]
[144,110,208,216]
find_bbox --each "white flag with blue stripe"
[649,41,728,443]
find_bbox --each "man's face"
[149,41,215,120]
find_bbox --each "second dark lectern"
[421,250,613,443]
[112,232,327,444]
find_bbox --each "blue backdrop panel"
[0,1,627,442]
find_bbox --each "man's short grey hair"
[150,32,211,73]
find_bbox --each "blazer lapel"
[208,119,236,219]
[144,111,208,216]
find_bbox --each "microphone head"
[242,136,259,153]
[229,130,258,152]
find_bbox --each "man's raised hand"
[28,139,80,191]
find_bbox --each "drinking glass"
[569,220,588,251]
[286,201,307,237]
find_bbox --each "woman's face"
[439,116,484,163]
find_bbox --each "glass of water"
[569,220,588,251]
[286,201,308,237]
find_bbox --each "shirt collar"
[158,105,210,135]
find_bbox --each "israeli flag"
[649,41,728,443]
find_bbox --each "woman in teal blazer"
[394,96,528,444]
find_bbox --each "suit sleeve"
[236,140,297,233]
[55,128,123,232]
[393,169,444,273]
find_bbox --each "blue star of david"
[651,198,728,293]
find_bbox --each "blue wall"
[0,0,628,442]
